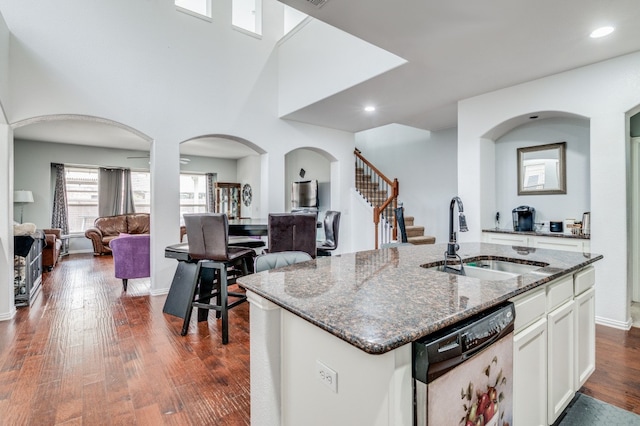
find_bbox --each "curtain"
[99,167,136,217]
[206,173,217,213]
[51,163,69,234]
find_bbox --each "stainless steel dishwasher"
[413,302,515,426]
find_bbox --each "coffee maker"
[513,206,535,232]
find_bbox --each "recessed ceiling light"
[590,26,614,38]
[364,106,376,112]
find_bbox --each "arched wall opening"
[284,147,339,247]
[11,115,153,252]
[479,111,591,231]
[178,134,266,222]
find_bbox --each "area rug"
[557,393,640,425]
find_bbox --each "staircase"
[403,215,436,245]
[355,163,435,246]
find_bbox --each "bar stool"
[181,213,255,344]
[267,213,317,258]
[316,210,341,256]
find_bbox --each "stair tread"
[408,235,436,245]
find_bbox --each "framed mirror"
[517,142,566,195]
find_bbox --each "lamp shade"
[14,190,34,203]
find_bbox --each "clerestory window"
[232,0,262,36]
[176,0,211,19]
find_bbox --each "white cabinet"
[511,266,595,426]
[482,232,590,253]
[533,236,590,253]
[513,317,547,426]
[574,266,596,390]
[547,299,576,424]
[483,232,529,246]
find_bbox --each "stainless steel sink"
[422,257,550,280]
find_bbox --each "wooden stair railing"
[354,149,398,249]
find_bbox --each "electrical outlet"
[316,360,337,393]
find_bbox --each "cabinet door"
[513,317,547,426]
[547,299,575,425]
[482,232,529,246]
[574,287,596,389]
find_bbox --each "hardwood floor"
[1,254,640,425]
[580,324,640,415]
[0,254,250,425]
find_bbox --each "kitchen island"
[237,243,602,425]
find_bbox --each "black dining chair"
[267,213,317,258]
[317,210,341,256]
[181,213,255,344]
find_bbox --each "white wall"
[458,51,640,329]
[237,155,262,218]
[495,117,590,229]
[0,0,355,313]
[278,18,406,117]
[355,124,458,243]
[0,124,13,320]
[0,11,8,124]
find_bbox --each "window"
[65,167,99,233]
[131,171,151,214]
[64,166,209,231]
[176,0,211,19]
[232,0,262,35]
[180,173,209,223]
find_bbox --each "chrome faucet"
[447,196,468,258]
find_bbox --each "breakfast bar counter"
[236,243,602,425]
[238,242,601,354]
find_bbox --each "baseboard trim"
[150,287,169,297]
[595,315,632,330]
[0,307,17,321]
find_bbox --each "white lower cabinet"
[482,232,529,246]
[482,232,590,253]
[547,299,576,424]
[511,266,595,426]
[513,317,547,426]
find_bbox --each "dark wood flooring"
[0,254,250,425]
[1,254,639,425]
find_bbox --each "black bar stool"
[181,213,255,344]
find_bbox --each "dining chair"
[317,210,341,256]
[267,213,317,258]
[181,213,255,344]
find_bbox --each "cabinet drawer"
[511,287,546,333]
[574,266,595,295]
[547,275,574,311]
[534,236,584,253]
[483,233,529,246]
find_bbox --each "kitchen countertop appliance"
[413,302,515,426]
[512,205,535,232]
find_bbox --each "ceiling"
[12,1,640,151]
[280,0,640,132]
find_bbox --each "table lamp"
[14,190,34,223]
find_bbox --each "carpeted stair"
[356,167,435,245]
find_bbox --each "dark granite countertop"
[483,228,590,240]
[237,243,602,355]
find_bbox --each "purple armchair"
[110,234,150,291]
